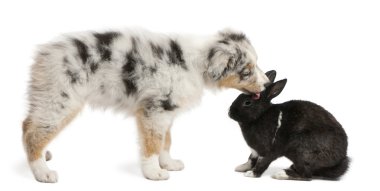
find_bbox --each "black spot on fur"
[60,91,69,98]
[218,40,230,45]
[122,52,138,96]
[143,94,178,115]
[161,99,177,111]
[72,39,89,64]
[161,91,177,111]
[65,70,80,84]
[63,56,69,64]
[90,61,99,73]
[93,32,120,61]
[150,42,164,59]
[235,47,246,66]
[207,47,217,61]
[167,40,187,70]
[60,103,65,109]
[224,32,247,42]
[130,37,138,53]
[149,66,157,74]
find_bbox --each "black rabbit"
[229,70,349,180]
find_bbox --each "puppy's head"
[207,29,269,94]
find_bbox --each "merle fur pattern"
[23,28,271,183]
[229,70,349,180]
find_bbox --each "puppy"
[22,28,270,183]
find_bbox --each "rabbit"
[228,70,349,180]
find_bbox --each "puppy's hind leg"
[159,127,184,171]
[23,107,82,183]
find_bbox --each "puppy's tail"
[313,157,350,180]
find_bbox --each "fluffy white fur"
[23,28,269,182]
[29,158,58,183]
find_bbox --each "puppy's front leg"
[159,128,184,171]
[136,111,170,180]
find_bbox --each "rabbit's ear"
[266,79,287,100]
[265,70,276,83]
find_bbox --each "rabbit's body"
[229,71,349,180]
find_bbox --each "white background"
[1,0,379,190]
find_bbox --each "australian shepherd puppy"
[22,28,269,183]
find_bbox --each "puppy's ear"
[266,79,287,101]
[207,47,235,80]
[265,70,276,83]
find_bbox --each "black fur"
[218,40,230,45]
[235,47,246,66]
[90,62,99,73]
[122,52,138,96]
[130,37,138,53]
[207,47,217,61]
[143,95,177,117]
[72,39,89,64]
[229,71,349,180]
[222,32,247,42]
[60,91,69,98]
[150,42,164,59]
[65,70,80,84]
[161,91,177,111]
[93,32,120,61]
[167,40,187,70]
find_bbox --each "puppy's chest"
[170,73,204,109]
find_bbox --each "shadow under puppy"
[228,70,349,180]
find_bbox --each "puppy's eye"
[241,69,251,78]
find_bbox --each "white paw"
[235,162,251,172]
[272,170,289,180]
[244,170,257,178]
[30,158,58,183]
[33,170,58,183]
[160,159,184,171]
[143,167,169,180]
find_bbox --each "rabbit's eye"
[243,100,252,107]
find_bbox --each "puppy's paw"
[244,170,258,178]
[272,170,289,180]
[30,158,58,183]
[142,167,169,180]
[33,169,58,183]
[235,162,251,172]
[160,159,184,171]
